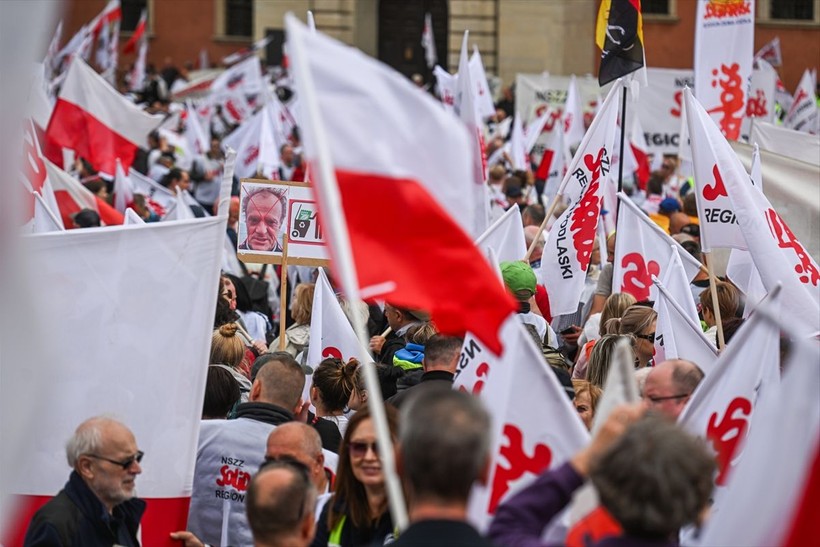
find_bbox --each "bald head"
[246,462,317,547]
[643,359,704,420]
[669,212,691,235]
[266,423,326,491]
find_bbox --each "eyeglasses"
[635,332,656,343]
[644,393,690,404]
[86,450,144,470]
[348,441,378,458]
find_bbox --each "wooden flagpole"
[703,251,726,351]
[523,191,564,261]
[278,235,290,351]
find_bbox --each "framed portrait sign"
[237,179,330,267]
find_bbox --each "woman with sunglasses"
[311,406,399,547]
[611,305,658,369]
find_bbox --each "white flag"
[124,208,144,225]
[433,65,456,113]
[130,167,176,215]
[754,36,782,67]
[475,205,527,264]
[693,0,755,141]
[539,82,620,315]
[113,157,133,213]
[32,192,65,234]
[613,193,703,302]
[678,287,782,491]
[222,102,282,180]
[421,12,437,69]
[687,88,820,334]
[698,337,820,546]
[525,106,552,155]
[653,276,718,376]
[563,75,585,151]
[784,68,819,134]
[469,45,496,120]
[162,187,195,221]
[211,56,265,96]
[185,100,210,157]
[508,114,527,171]
[306,269,361,369]
[454,318,589,530]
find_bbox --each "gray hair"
[400,389,490,502]
[242,186,288,224]
[65,416,123,468]
[590,414,715,539]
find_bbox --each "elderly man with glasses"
[642,359,705,420]
[24,417,146,546]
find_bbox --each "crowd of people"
[19,19,811,547]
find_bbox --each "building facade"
[61,0,818,93]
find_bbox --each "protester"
[488,406,715,546]
[609,305,658,368]
[210,323,253,400]
[387,334,462,408]
[24,417,145,546]
[348,363,404,412]
[202,364,241,419]
[572,380,602,430]
[500,261,558,348]
[368,303,428,366]
[699,281,741,345]
[246,459,318,547]
[589,232,617,316]
[391,389,496,546]
[585,334,633,389]
[188,355,307,546]
[271,282,315,360]
[574,292,637,380]
[72,209,102,228]
[309,357,358,450]
[223,274,271,344]
[311,406,398,547]
[642,359,704,420]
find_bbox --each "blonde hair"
[407,321,438,344]
[599,293,637,337]
[572,380,602,414]
[210,323,245,369]
[291,283,315,325]
[610,305,657,337]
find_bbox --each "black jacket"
[24,471,145,547]
[234,401,294,426]
[387,370,455,408]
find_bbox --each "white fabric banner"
[693,0,755,141]
[306,268,361,369]
[634,67,693,154]
[748,120,820,166]
[475,205,527,264]
[453,318,589,531]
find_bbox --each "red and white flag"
[784,68,819,134]
[678,287,782,490]
[613,192,703,302]
[455,31,490,237]
[286,16,515,352]
[421,12,437,69]
[453,318,589,530]
[129,167,175,216]
[129,37,148,91]
[744,58,777,125]
[475,205,527,264]
[629,114,650,189]
[211,56,265,96]
[652,275,718,376]
[306,269,361,368]
[563,75,586,151]
[687,88,820,334]
[699,336,819,546]
[754,36,782,67]
[45,159,124,227]
[122,8,146,55]
[433,65,456,114]
[539,83,620,315]
[46,58,162,174]
[222,102,282,180]
[113,158,133,213]
[469,45,496,120]
[222,35,274,66]
[693,0,755,141]
[536,119,566,204]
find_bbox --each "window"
[226,0,253,37]
[121,0,147,32]
[642,0,671,15]
[771,0,814,20]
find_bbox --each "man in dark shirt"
[387,335,462,408]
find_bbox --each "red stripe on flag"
[54,190,125,227]
[630,143,650,190]
[4,495,190,547]
[46,99,141,175]
[334,169,516,354]
[785,446,820,547]
[536,149,555,181]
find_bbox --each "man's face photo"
[245,191,285,251]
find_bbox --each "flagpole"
[616,83,628,218]
[278,235,290,351]
[523,191,564,261]
[284,14,409,531]
[703,251,726,351]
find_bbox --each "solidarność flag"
[596,0,644,86]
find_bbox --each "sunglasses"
[348,441,378,458]
[635,332,656,343]
[87,450,144,470]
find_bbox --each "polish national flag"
[678,287,782,491]
[629,114,650,190]
[686,88,820,334]
[454,318,590,530]
[652,276,718,375]
[613,192,703,302]
[698,335,819,546]
[45,159,124,227]
[539,82,621,315]
[46,58,162,174]
[475,205,527,264]
[306,269,362,369]
[122,8,146,55]
[286,16,515,353]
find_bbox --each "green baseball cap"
[500,261,537,299]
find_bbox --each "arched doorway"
[377,0,448,81]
